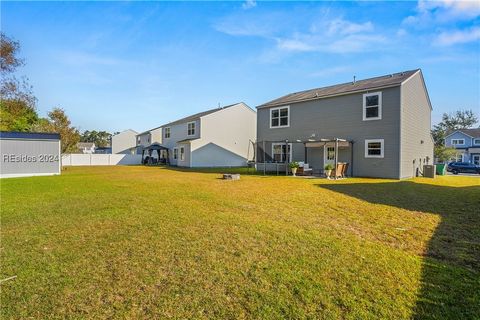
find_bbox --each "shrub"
[324,164,334,170]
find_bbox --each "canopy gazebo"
[141,143,170,165]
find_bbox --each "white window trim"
[473,154,480,165]
[365,139,384,158]
[473,139,480,145]
[271,142,292,162]
[187,122,196,136]
[173,147,178,160]
[164,127,171,139]
[180,147,185,161]
[269,106,290,129]
[451,139,465,146]
[362,92,382,121]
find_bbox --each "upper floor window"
[270,106,289,128]
[363,92,382,121]
[187,122,195,136]
[473,138,480,145]
[365,139,384,158]
[164,127,171,139]
[451,139,465,146]
[271,143,291,162]
[137,137,140,144]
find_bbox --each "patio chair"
[303,163,313,176]
[297,163,313,176]
[342,163,349,178]
[333,163,344,179]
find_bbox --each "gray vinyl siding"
[400,72,434,178]
[257,86,402,179]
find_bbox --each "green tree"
[431,110,478,147]
[80,130,112,147]
[35,108,80,153]
[434,145,458,163]
[0,32,38,131]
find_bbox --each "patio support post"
[304,143,307,164]
[350,141,354,177]
[285,139,289,176]
[263,140,266,176]
[334,138,339,180]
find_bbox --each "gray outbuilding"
[0,131,61,178]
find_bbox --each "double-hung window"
[173,148,178,160]
[363,92,382,121]
[270,106,289,128]
[365,139,384,158]
[164,127,171,139]
[187,122,195,136]
[271,143,292,162]
[180,147,185,161]
[451,139,465,146]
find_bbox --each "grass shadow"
[318,180,480,319]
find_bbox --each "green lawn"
[1,166,479,319]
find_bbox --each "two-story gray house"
[137,102,256,167]
[444,128,480,165]
[256,69,434,179]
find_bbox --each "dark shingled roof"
[257,69,420,109]
[0,131,60,140]
[454,128,480,138]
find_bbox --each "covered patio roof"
[142,143,169,152]
[254,138,354,178]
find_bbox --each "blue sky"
[2,0,479,133]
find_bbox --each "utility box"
[423,165,436,178]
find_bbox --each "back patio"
[255,138,353,179]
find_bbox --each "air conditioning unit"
[423,165,436,178]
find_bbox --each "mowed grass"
[0,166,479,319]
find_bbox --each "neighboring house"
[137,102,256,167]
[256,69,434,179]
[94,146,112,154]
[77,142,96,154]
[444,128,480,165]
[112,129,139,154]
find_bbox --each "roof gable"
[446,128,480,139]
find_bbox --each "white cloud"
[397,28,407,37]
[274,18,384,54]
[325,19,373,36]
[404,0,480,25]
[215,14,384,55]
[435,27,480,46]
[242,0,257,10]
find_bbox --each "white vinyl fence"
[62,154,142,166]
